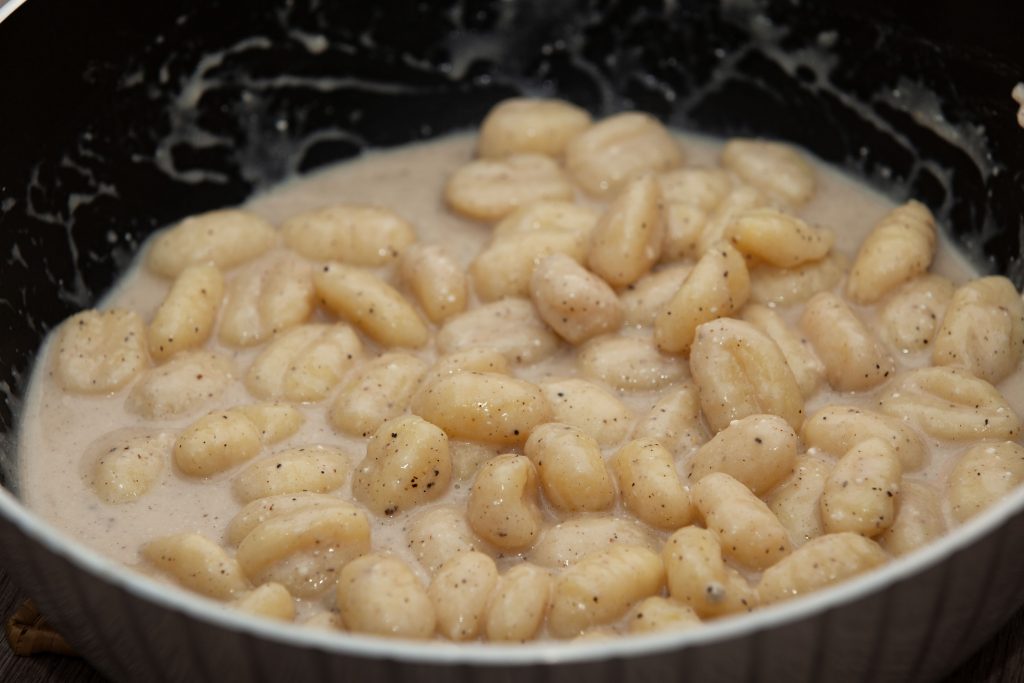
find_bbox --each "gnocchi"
[820,438,902,537]
[525,423,616,513]
[233,445,350,503]
[25,101,1024,644]
[932,276,1024,383]
[445,154,574,222]
[662,526,757,618]
[565,112,682,196]
[237,503,371,597]
[587,175,664,287]
[878,367,1021,441]
[485,563,552,642]
[477,98,591,159]
[547,544,665,638]
[801,405,925,471]
[726,208,833,268]
[631,382,707,456]
[405,506,484,574]
[314,263,428,348]
[846,200,936,304]
[411,372,552,445]
[89,431,172,503]
[800,292,894,392]
[688,414,798,495]
[611,439,693,530]
[126,351,233,419]
[398,244,468,323]
[947,441,1024,523]
[145,209,276,278]
[174,409,264,477]
[758,533,888,604]
[471,229,589,303]
[218,254,315,347]
[428,551,498,641]
[437,298,560,365]
[54,309,148,394]
[578,335,686,391]
[337,554,435,638]
[654,242,750,354]
[351,415,451,517]
[246,324,362,403]
[143,533,250,600]
[281,204,415,266]
[692,473,793,570]
[720,138,816,206]
[466,454,543,551]
[147,263,224,361]
[540,378,633,446]
[531,253,624,344]
[766,455,832,545]
[327,353,427,438]
[528,516,657,569]
[689,318,804,433]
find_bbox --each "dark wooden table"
[0,570,1021,682]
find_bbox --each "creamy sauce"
[15,131,1020,632]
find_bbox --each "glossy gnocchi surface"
[19,100,1024,643]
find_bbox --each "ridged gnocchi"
[932,276,1024,383]
[337,554,434,638]
[540,378,633,446]
[245,324,362,403]
[143,533,250,599]
[437,298,560,365]
[477,98,591,159]
[566,112,682,197]
[281,204,415,266]
[655,242,750,354]
[878,367,1021,441]
[237,503,371,597]
[399,244,468,323]
[846,200,936,304]
[327,352,426,438]
[720,139,816,206]
[947,441,1024,523]
[689,318,804,433]
[578,335,686,391]
[547,544,665,638]
[218,255,315,347]
[411,372,552,445]
[89,431,172,503]
[147,263,224,361]
[145,209,276,278]
[126,351,233,419]
[726,208,833,267]
[587,175,664,287]
[233,445,350,503]
[314,263,428,348]
[445,154,574,222]
[55,309,148,394]
[662,526,757,618]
